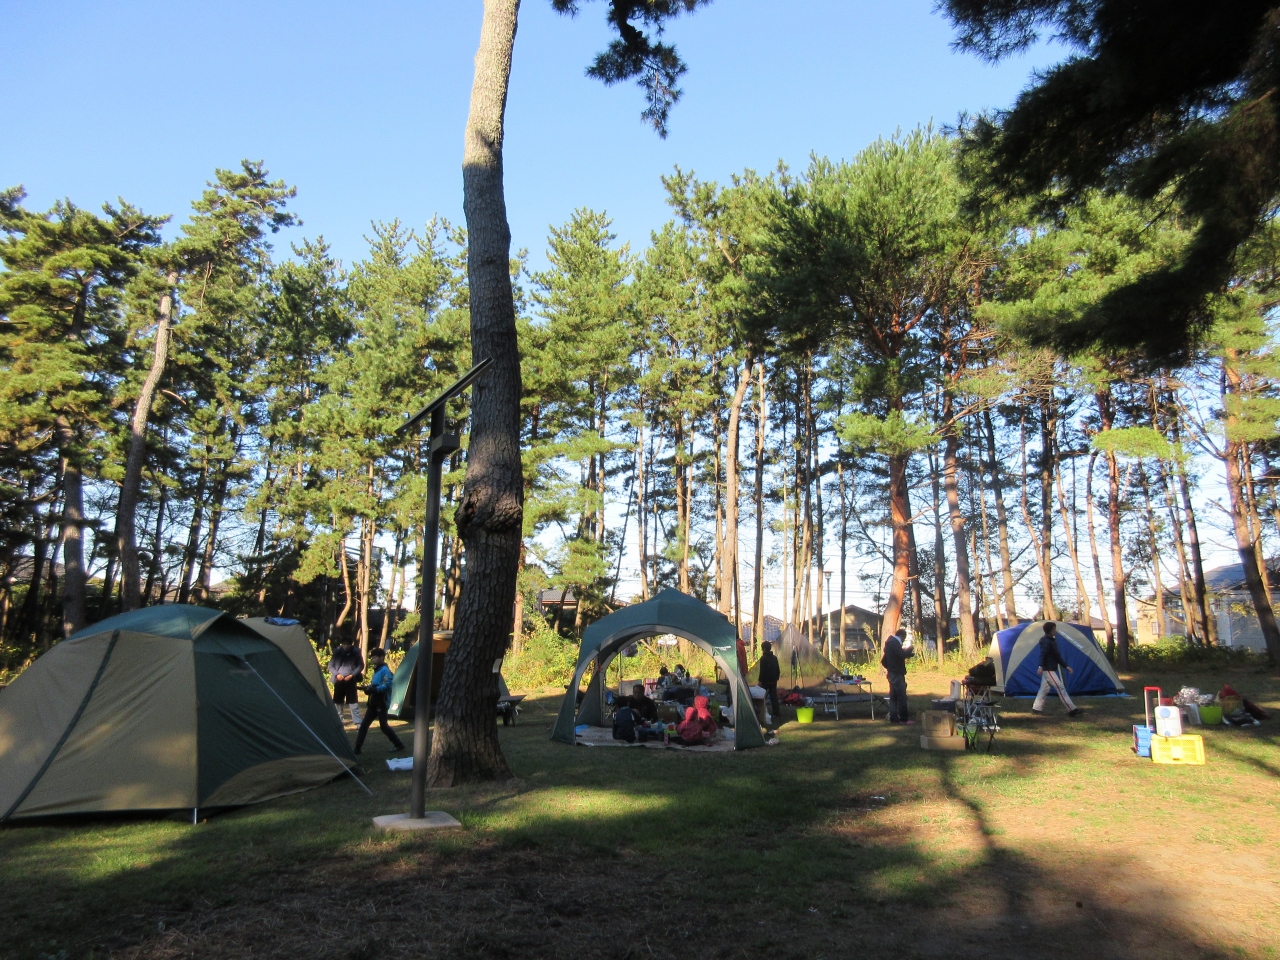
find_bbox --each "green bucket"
[1198,705,1222,725]
[796,706,814,724]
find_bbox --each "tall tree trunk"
[929,452,950,654]
[1085,452,1114,654]
[1037,399,1057,619]
[116,272,177,611]
[143,476,166,604]
[1176,451,1216,644]
[1097,388,1132,667]
[637,413,650,600]
[429,0,523,786]
[983,408,1018,622]
[54,424,87,637]
[335,533,355,631]
[18,501,50,645]
[752,363,767,649]
[194,453,231,604]
[722,362,751,620]
[837,441,848,658]
[675,417,691,594]
[1138,465,1165,638]
[1224,441,1280,662]
[882,453,912,642]
[1018,416,1054,620]
[1222,351,1280,662]
[1240,442,1274,603]
[1054,461,1092,626]
[177,448,209,606]
[943,416,977,656]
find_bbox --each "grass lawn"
[3,661,1278,960]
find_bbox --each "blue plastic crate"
[1133,724,1153,758]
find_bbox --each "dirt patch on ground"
[110,835,1269,960]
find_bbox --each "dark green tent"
[0,605,357,821]
[387,639,519,721]
[551,589,766,749]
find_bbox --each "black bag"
[967,660,997,685]
[612,706,638,743]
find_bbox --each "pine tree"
[945,0,1280,356]
[0,188,163,637]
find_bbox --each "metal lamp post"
[373,358,491,833]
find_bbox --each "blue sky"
[2,0,1062,272]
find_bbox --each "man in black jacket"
[757,641,781,723]
[329,635,365,726]
[630,683,659,723]
[1032,622,1082,717]
[881,627,912,723]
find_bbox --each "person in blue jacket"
[354,648,406,753]
[1032,622,1083,717]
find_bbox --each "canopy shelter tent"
[989,621,1125,697]
[551,589,766,749]
[0,606,357,823]
[747,623,839,696]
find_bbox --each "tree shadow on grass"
[1209,734,1280,778]
[0,691,1271,960]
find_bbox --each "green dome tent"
[0,606,357,822]
[551,589,766,749]
[747,623,839,696]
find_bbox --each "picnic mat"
[574,725,735,753]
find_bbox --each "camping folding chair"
[959,679,1001,751]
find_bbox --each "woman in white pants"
[1032,622,1083,717]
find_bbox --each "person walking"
[757,640,781,726]
[329,633,364,726]
[882,626,913,724]
[1033,622,1083,717]
[354,648,406,753]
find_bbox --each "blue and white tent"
[989,621,1125,696]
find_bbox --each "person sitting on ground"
[631,683,659,723]
[675,695,719,745]
[612,698,639,743]
[354,648,405,754]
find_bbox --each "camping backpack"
[612,705,638,743]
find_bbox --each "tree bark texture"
[983,408,1018,623]
[54,426,86,638]
[429,0,523,786]
[752,363,766,648]
[116,273,177,611]
[881,453,911,642]
[721,362,751,621]
[1097,389,1131,667]
[943,420,977,656]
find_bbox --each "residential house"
[1132,559,1278,653]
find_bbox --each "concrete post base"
[373,812,461,832]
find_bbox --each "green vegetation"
[3,664,1276,958]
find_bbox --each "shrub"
[504,617,581,689]
[1128,635,1264,669]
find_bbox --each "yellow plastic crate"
[1150,734,1205,765]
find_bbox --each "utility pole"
[374,359,491,833]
